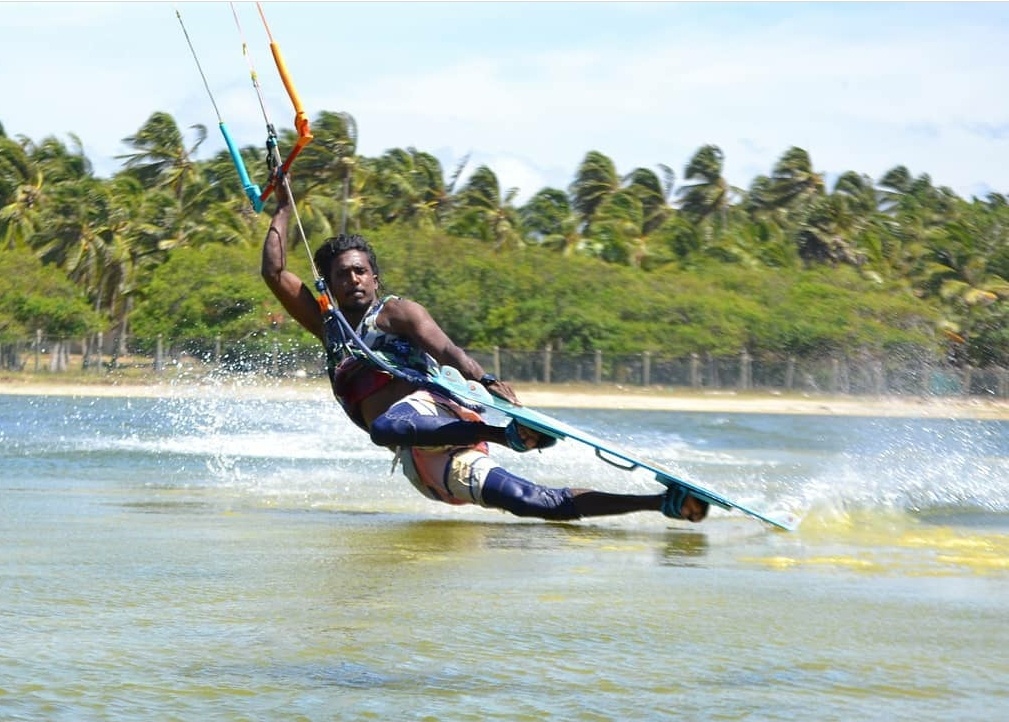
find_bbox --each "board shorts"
[384,390,579,520]
[389,390,495,505]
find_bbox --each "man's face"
[329,250,379,313]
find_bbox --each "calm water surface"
[1,391,1007,720]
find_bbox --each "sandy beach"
[2,374,1007,420]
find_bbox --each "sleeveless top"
[323,295,438,430]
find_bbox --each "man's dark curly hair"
[313,234,381,281]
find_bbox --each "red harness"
[330,357,394,430]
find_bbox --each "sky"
[3,1,1009,205]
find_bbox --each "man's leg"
[481,468,664,521]
[370,394,505,447]
[482,470,703,522]
[379,395,705,522]
[370,393,549,451]
[569,490,664,517]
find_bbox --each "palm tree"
[0,134,33,205]
[519,187,582,255]
[587,188,649,266]
[877,167,963,282]
[0,135,43,249]
[794,194,862,265]
[24,173,112,365]
[678,144,733,227]
[917,207,1009,362]
[365,147,450,230]
[569,150,619,233]
[877,165,913,215]
[743,174,778,220]
[29,133,93,183]
[447,165,522,249]
[118,111,206,203]
[768,146,825,212]
[623,165,673,234]
[96,174,182,359]
[0,169,44,250]
[829,170,897,281]
[832,171,878,216]
[287,110,357,196]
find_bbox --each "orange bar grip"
[269,42,312,135]
[279,136,311,174]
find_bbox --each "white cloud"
[3,2,1008,202]
[312,5,1009,203]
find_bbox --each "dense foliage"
[0,248,101,341]
[1,110,1006,367]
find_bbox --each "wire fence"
[3,332,1008,399]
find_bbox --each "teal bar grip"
[219,121,263,212]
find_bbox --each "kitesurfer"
[261,179,709,523]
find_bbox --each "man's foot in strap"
[504,420,558,452]
[661,483,709,522]
[661,483,690,519]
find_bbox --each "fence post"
[155,335,164,373]
[642,351,651,386]
[543,343,552,384]
[493,346,501,378]
[594,349,602,384]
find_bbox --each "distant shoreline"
[2,374,1007,420]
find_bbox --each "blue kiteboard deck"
[434,366,801,532]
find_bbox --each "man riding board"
[261,178,708,523]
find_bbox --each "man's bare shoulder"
[380,295,425,315]
[376,296,431,331]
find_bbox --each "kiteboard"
[434,366,801,532]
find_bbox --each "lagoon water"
[1,390,1007,720]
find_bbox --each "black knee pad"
[371,405,486,447]
[369,412,416,447]
[482,467,579,521]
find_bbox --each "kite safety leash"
[178,4,326,314]
[177,4,330,340]
[175,6,263,210]
[223,2,315,290]
[253,1,314,204]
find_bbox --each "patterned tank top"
[322,295,438,429]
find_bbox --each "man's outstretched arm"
[260,181,323,340]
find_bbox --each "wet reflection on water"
[2,393,1007,720]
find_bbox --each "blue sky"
[3,1,1009,204]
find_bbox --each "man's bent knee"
[371,404,485,448]
[369,411,415,447]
